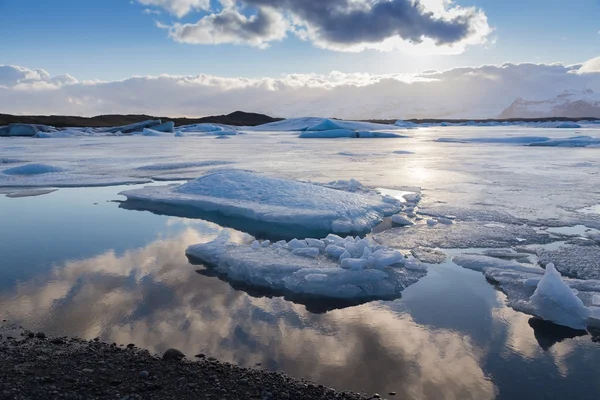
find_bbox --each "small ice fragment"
[339,250,352,261]
[405,258,427,271]
[326,234,344,244]
[344,242,359,257]
[306,238,326,250]
[287,239,308,249]
[593,294,600,306]
[325,245,346,259]
[305,274,328,282]
[392,214,414,226]
[523,278,541,289]
[341,258,369,270]
[292,248,320,258]
[261,240,271,247]
[530,263,590,330]
[373,250,404,269]
[276,240,287,246]
[427,219,438,227]
[251,241,261,250]
[438,217,453,225]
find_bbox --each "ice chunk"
[453,254,544,275]
[411,247,446,264]
[299,129,357,138]
[185,234,426,303]
[325,245,346,259]
[292,248,320,258]
[3,163,65,175]
[141,128,174,137]
[97,120,163,134]
[427,219,438,227]
[593,294,600,306]
[438,217,454,225]
[372,250,404,269]
[287,239,308,249]
[120,170,402,236]
[151,121,175,133]
[305,238,326,250]
[391,214,414,226]
[0,123,42,137]
[530,264,590,330]
[556,122,581,129]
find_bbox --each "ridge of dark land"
[1,111,599,128]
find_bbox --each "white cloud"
[1,58,600,119]
[166,5,288,48]
[136,0,210,18]
[143,8,162,15]
[577,56,600,74]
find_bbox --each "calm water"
[1,185,600,399]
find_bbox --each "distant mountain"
[0,111,281,128]
[499,89,600,119]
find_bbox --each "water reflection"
[0,228,495,399]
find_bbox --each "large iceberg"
[120,170,403,238]
[186,233,426,307]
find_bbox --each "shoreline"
[0,326,377,400]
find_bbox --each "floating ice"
[141,128,174,137]
[2,163,65,175]
[528,136,600,147]
[120,170,402,236]
[555,122,581,129]
[435,136,551,145]
[537,244,600,280]
[135,161,232,171]
[186,233,425,303]
[530,264,590,330]
[392,214,414,226]
[250,117,400,132]
[375,221,552,249]
[96,120,163,134]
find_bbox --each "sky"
[0,0,599,118]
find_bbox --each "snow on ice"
[120,170,403,236]
[186,232,426,304]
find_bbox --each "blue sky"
[0,0,599,81]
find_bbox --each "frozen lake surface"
[1,123,600,399]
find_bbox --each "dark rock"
[162,348,185,361]
[50,338,65,345]
[194,354,205,359]
[35,332,46,339]
[139,371,149,379]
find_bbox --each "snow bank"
[186,233,426,303]
[530,263,590,330]
[120,170,403,235]
[2,163,65,175]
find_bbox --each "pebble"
[81,368,94,374]
[162,348,185,361]
[139,371,149,379]
[389,392,397,396]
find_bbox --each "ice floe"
[375,221,552,249]
[454,254,599,330]
[135,161,233,171]
[2,163,65,175]
[120,170,403,237]
[186,232,426,306]
[536,243,600,280]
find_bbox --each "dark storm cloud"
[242,0,475,46]
[161,0,489,51]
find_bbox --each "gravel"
[0,327,372,400]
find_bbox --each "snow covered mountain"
[499,89,600,119]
